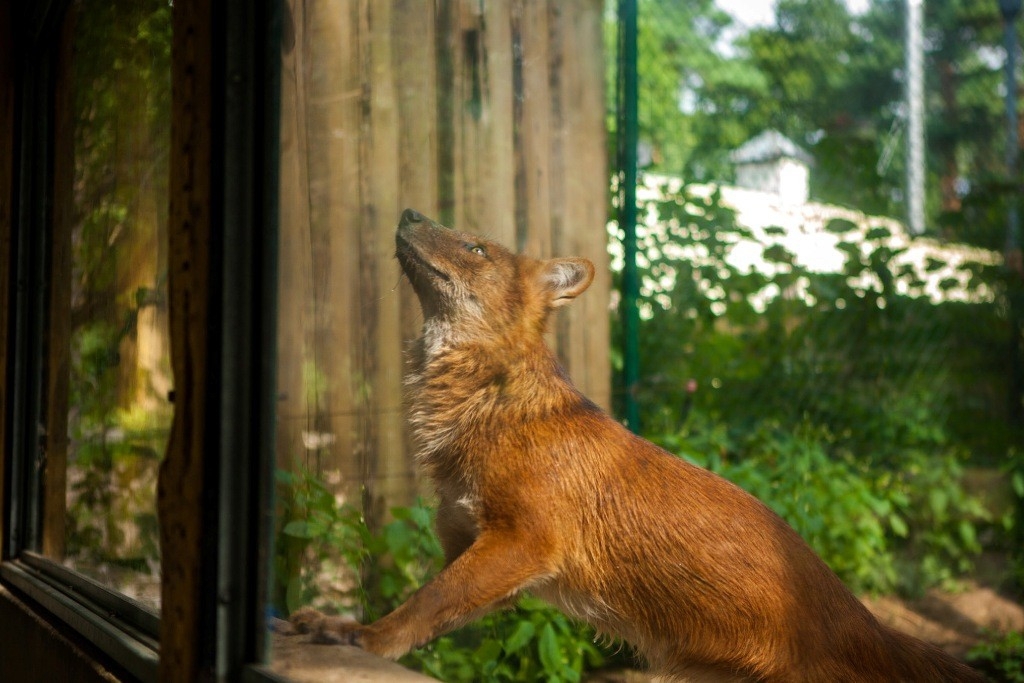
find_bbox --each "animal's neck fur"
[404,326,582,477]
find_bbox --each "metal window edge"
[20,551,160,635]
[0,560,159,683]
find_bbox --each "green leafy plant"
[967,630,1024,683]
[406,596,608,682]
[660,413,987,595]
[272,477,612,681]
[1006,448,1024,592]
[272,467,367,614]
[890,450,990,594]
[615,181,1003,596]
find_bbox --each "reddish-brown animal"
[292,209,984,682]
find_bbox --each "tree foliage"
[625,0,1015,250]
[64,0,172,579]
[610,183,1010,593]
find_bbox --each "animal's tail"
[883,626,985,682]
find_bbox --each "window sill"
[0,559,158,681]
[264,631,435,682]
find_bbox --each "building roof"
[730,129,813,165]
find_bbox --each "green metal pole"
[999,0,1024,560]
[1002,1,1023,430]
[618,0,641,432]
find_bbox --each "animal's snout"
[400,208,426,227]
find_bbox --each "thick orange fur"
[292,209,984,682]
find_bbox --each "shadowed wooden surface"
[277,0,609,519]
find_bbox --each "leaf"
[825,218,857,234]
[889,515,908,538]
[561,664,582,682]
[474,638,503,664]
[538,622,562,676]
[958,520,977,549]
[379,573,399,599]
[384,521,413,554]
[504,620,536,653]
[928,489,949,517]
[762,244,795,265]
[864,226,892,241]
[409,505,433,529]
[1013,471,1024,498]
[282,520,315,539]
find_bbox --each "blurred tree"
[737,0,1009,248]
[737,0,907,216]
[621,0,1012,249]
[63,0,171,572]
[922,0,1009,250]
[626,0,765,176]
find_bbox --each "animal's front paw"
[289,607,363,646]
[289,606,328,634]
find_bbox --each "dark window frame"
[0,0,282,680]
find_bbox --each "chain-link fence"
[610,0,1023,598]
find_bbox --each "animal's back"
[531,415,983,681]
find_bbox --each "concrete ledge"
[268,631,435,682]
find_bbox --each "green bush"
[272,467,368,614]
[660,415,988,595]
[891,449,989,593]
[614,180,1008,595]
[967,630,1024,683]
[407,596,608,683]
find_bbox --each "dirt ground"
[859,551,1022,660]
[862,579,1024,660]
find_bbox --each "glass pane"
[44,0,172,611]
[266,1,1022,680]
[269,0,611,674]
[618,0,1018,672]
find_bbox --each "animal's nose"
[400,208,426,227]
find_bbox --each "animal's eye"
[467,244,486,256]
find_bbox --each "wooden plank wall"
[277,0,609,516]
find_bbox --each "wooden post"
[158,0,213,678]
[555,0,610,409]
[277,0,315,475]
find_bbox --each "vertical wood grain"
[554,0,610,408]
[366,0,409,511]
[159,0,212,677]
[277,0,610,517]
[277,0,316,471]
[572,0,612,409]
[394,0,438,498]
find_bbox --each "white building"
[730,130,813,205]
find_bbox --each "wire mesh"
[614,0,1021,472]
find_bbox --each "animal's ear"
[541,258,595,307]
